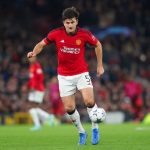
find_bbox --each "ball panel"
[89,108,106,123]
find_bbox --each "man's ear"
[76,19,78,25]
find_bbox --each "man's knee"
[84,99,95,108]
[64,105,75,113]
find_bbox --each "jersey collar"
[64,27,78,36]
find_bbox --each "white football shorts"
[28,90,44,103]
[58,72,93,97]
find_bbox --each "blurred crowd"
[0,0,149,123]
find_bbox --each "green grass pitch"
[0,123,149,150]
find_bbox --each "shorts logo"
[76,39,81,45]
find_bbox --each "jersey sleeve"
[43,30,56,45]
[84,31,98,46]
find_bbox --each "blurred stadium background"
[0,0,149,126]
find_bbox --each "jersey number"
[85,75,91,85]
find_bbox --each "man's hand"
[27,40,46,58]
[97,65,104,77]
[27,51,36,58]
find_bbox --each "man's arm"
[95,41,104,77]
[27,40,46,58]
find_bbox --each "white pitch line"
[135,127,150,131]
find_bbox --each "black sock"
[67,109,76,115]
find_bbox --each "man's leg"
[28,92,42,130]
[36,108,55,126]
[80,88,100,145]
[62,95,87,145]
[29,107,41,130]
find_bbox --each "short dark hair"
[62,7,79,21]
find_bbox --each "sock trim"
[67,109,76,115]
[87,103,96,108]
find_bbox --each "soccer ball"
[89,108,106,123]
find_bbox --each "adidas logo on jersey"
[60,40,65,43]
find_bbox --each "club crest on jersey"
[76,39,81,45]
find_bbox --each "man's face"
[63,18,78,34]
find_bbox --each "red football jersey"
[44,27,98,76]
[28,62,45,91]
